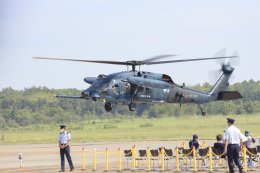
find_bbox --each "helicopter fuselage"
[82,71,212,106]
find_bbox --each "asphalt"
[0,141,259,173]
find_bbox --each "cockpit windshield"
[90,78,112,89]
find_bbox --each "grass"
[0,114,260,145]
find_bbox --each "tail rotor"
[208,49,239,84]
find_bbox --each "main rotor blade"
[145,56,238,65]
[33,57,132,65]
[142,55,179,63]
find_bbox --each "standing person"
[224,118,243,173]
[58,125,74,172]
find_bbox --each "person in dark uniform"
[58,125,74,172]
[189,134,202,149]
[224,118,243,173]
[214,134,226,158]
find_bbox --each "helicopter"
[34,50,243,116]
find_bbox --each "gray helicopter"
[34,51,242,116]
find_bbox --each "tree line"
[0,79,259,128]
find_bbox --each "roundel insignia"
[185,94,188,99]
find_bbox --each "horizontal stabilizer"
[55,95,85,99]
[217,91,243,101]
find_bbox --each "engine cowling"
[127,76,172,89]
[84,77,97,84]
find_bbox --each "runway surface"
[0,140,259,172]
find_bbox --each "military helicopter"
[34,50,242,116]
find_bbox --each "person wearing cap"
[243,130,255,148]
[58,125,74,172]
[224,118,243,173]
[189,134,202,150]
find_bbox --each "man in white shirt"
[224,118,243,173]
[58,125,74,172]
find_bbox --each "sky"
[0,0,259,91]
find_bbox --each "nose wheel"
[105,102,112,112]
[129,102,137,112]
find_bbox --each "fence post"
[93,148,96,171]
[161,146,165,171]
[106,148,108,171]
[147,147,150,171]
[243,145,247,173]
[176,146,179,172]
[183,142,187,165]
[193,146,197,172]
[118,148,121,172]
[134,145,138,167]
[132,146,136,171]
[209,146,212,172]
[82,147,85,170]
[226,158,229,173]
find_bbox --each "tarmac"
[0,140,259,173]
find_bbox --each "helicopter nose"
[81,91,89,98]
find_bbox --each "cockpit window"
[91,78,112,87]
[112,84,119,89]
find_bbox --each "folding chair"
[150,149,159,171]
[255,146,260,169]
[212,148,225,170]
[124,149,132,170]
[135,149,147,170]
[246,148,258,170]
[164,149,173,170]
[181,149,193,170]
[197,148,209,170]
[257,145,260,153]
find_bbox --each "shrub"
[139,123,154,128]
[103,124,117,129]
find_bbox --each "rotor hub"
[222,65,234,74]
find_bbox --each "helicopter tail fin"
[208,66,242,101]
[209,73,231,96]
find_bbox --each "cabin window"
[138,87,144,93]
[146,87,152,93]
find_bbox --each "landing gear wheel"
[198,104,206,116]
[105,102,112,112]
[129,102,137,112]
